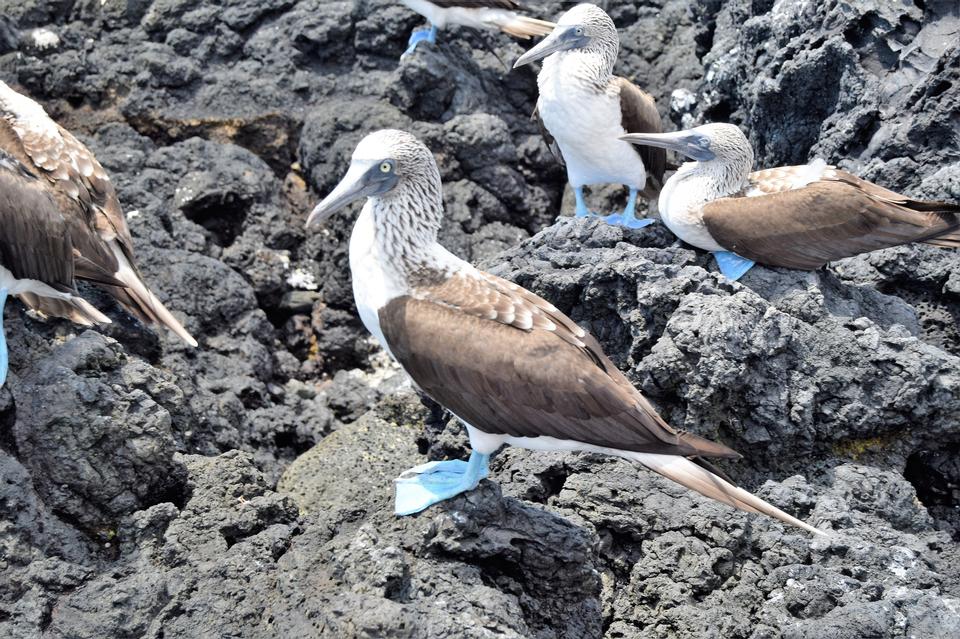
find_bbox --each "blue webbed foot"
[402,24,438,58]
[395,451,490,516]
[713,251,756,281]
[0,288,8,388]
[601,212,655,229]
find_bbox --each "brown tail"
[632,452,827,536]
[497,16,555,39]
[925,230,960,248]
[18,291,111,326]
[102,243,198,347]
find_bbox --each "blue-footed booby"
[399,1,555,58]
[306,128,824,536]
[513,3,666,228]
[621,123,960,280]
[0,81,197,386]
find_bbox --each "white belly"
[348,205,406,357]
[658,169,726,252]
[465,423,689,480]
[538,66,647,188]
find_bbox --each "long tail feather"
[925,230,960,248]
[104,244,198,347]
[634,452,827,536]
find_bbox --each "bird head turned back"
[514,3,619,72]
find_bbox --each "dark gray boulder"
[0,0,958,637]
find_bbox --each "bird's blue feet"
[573,186,654,228]
[573,186,594,218]
[602,213,655,228]
[403,24,438,58]
[395,450,490,515]
[713,251,756,281]
[603,188,653,228]
[0,288,8,388]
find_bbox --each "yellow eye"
[379,162,392,173]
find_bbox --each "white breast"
[658,166,727,253]
[348,204,407,356]
[537,57,647,189]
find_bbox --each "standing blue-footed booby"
[399,1,555,58]
[621,123,960,280]
[513,3,666,228]
[306,129,824,536]
[0,81,197,386]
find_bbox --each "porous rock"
[0,0,958,637]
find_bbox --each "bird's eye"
[379,161,393,173]
[575,27,584,36]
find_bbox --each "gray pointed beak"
[306,160,397,228]
[513,25,589,69]
[620,131,716,162]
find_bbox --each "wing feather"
[615,77,666,187]
[0,154,74,288]
[380,272,739,459]
[703,179,960,269]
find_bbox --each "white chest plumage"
[537,56,647,189]
[348,204,406,356]
[657,166,726,252]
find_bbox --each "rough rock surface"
[0,0,958,637]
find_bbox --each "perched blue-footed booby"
[0,81,197,385]
[621,123,960,280]
[306,129,825,536]
[0,148,114,386]
[399,1,555,58]
[513,3,666,228]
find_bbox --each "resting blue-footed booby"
[621,123,960,280]
[0,148,114,386]
[306,128,824,536]
[399,1,555,58]
[0,81,197,385]
[513,3,666,228]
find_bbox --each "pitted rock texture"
[0,0,958,637]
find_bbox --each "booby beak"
[306,159,399,227]
[513,24,590,68]
[620,131,716,162]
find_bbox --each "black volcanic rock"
[0,0,958,637]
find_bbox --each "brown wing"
[380,272,739,458]
[16,119,134,253]
[703,180,960,270]
[2,96,197,345]
[0,118,122,278]
[0,151,74,289]
[615,77,666,186]
[532,104,564,167]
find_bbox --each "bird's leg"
[394,449,491,515]
[573,186,594,218]
[403,22,439,58]
[602,187,655,229]
[0,288,8,388]
[713,251,756,281]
